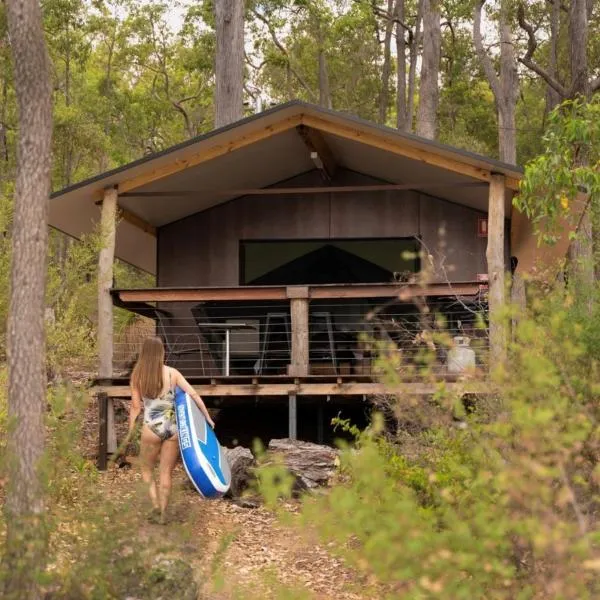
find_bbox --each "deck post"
[288,392,297,440]
[287,286,309,377]
[487,174,507,366]
[97,392,109,470]
[98,186,118,454]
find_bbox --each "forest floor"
[94,460,369,600]
[71,394,373,600]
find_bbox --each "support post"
[486,174,507,367]
[288,393,297,440]
[287,286,309,377]
[317,404,324,444]
[97,392,108,470]
[98,186,118,454]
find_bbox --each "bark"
[473,0,518,164]
[396,0,423,131]
[546,0,561,112]
[2,0,53,596]
[378,0,395,123]
[416,0,441,139]
[223,446,256,498]
[566,0,592,288]
[214,0,245,128]
[395,0,407,129]
[268,438,338,491]
[569,0,589,98]
[316,19,332,109]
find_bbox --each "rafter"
[296,124,337,180]
[95,200,156,237]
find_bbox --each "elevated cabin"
[49,102,573,461]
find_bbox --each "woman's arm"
[129,385,142,433]
[173,368,215,428]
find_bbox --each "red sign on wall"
[478,217,488,237]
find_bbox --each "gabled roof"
[49,101,524,274]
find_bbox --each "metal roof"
[49,101,524,275]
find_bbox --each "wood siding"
[158,168,500,286]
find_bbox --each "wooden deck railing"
[111,281,488,381]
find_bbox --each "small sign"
[478,217,488,237]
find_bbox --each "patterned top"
[142,368,177,441]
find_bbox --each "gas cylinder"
[447,336,476,373]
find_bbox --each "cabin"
[49,101,575,465]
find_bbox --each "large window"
[240,238,420,285]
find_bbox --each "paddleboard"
[174,387,231,498]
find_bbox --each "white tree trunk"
[214,0,244,128]
[416,0,441,139]
[98,187,118,453]
[3,0,53,596]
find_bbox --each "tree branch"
[473,0,500,98]
[251,9,317,102]
[517,3,569,98]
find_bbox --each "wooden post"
[288,393,297,440]
[486,174,507,366]
[97,392,108,470]
[287,286,309,377]
[98,186,118,454]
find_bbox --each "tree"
[473,0,519,164]
[396,0,423,132]
[214,0,245,127]
[2,0,53,597]
[518,0,599,286]
[416,0,441,138]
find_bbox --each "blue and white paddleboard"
[174,387,231,498]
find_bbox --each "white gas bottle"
[447,336,476,373]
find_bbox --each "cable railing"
[112,293,489,380]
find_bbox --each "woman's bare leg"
[140,425,162,510]
[158,435,179,523]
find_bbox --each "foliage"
[254,288,600,599]
[515,96,600,244]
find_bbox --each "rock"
[142,555,198,600]
[267,439,338,491]
[224,445,256,498]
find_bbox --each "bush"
[256,288,600,599]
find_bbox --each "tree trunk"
[223,446,256,498]
[379,0,395,124]
[268,438,338,491]
[567,0,593,288]
[406,0,423,131]
[395,0,407,130]
[416,0,441,139]
[546,0,561,113]
[473,0,518,164]
[569,0,589,99]
[2,0,53,596]
[316,19,332,109]
[214,0,244,128]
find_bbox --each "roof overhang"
[49,101,524,275]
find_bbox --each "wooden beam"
[296,124,336,180]
[95,199,157,237]
[300,114,521,191]
[113,282,481,304]
[94,381,487,397]
[119,181,487,198]
[98,187,118,454]
[118,114,303,194]
[288,297,309,377]
[487,173,506,365]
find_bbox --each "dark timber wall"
[158,169,497,286]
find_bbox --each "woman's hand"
[207,416,215,429]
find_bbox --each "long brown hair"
[131,336,165,398]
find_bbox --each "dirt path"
[98,460,368,600]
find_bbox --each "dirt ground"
[97,459,369,600]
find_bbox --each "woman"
[128,336,214,524]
